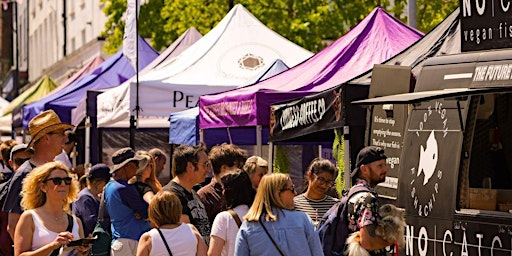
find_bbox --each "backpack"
[316,185,372,256]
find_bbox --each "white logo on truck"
[417,131,438,185]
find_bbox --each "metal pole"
[268,142,274,173]
[129,0,139,150]
[408,0,417,28]
[343,125,351,191]
[256,125,262,156]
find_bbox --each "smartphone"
[66,236,97,247]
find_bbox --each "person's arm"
[14,211,73,256]
[136,232,152,256]
[189,224,207,256]
[7,212,20,240]
[142,191,155,204]
[302,213,323,255]
[359,224,394,251]
[120,185,149,219]
[208,235,225,256]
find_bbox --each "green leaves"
[100,0,458,54]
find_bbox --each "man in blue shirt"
[104,147,150,256]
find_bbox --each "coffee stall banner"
[269,88,339,141]
[460,0,512,51]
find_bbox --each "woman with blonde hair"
[136,190,207,256]
[242,156,268,190]
[129,151,162,203]
[14,161,90,256]
[234,173,322,256]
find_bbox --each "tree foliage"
[100,0,459,54]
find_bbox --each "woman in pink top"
[14,161,90,256]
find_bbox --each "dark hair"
[65,130,77,145]
[172,143,207,176]
[307,158,337,176]
[209,143,248,175]
[221,170,254,209]
[0,140,16,166]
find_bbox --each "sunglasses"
[281,185,296,193]
[13,158,30,166]
[45,177,73,186]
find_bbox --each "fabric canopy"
[199,7,423,130]
[22,36,158,126]
[95,27,203,128]
[120,4,312,123]
[0,97,11,133]
[268,7,461,143]
[4,76,58,116]
[169,58,291,145]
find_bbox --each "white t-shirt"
[148,223,197,256]
[210,205,249,256]
[54,150,73,169]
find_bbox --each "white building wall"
[18,0,107,84]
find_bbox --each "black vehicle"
[355,50,512,255]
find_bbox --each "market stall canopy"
[0,97,11,133]
[268,7,461,144]
[121,4,312,122]
[169,58,291,145]
[199,7,423,130]
[95,27,203,128]
[22,36,158,126]
[350,7,460,85]
[3,76,58,116]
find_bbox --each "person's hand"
[52,231,74,249]
[76,243,92,255]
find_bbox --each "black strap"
[156,228,173,256]
[50,214,74,256]
[259,217,285,256]
[227,209,242,228]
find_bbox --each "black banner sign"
[460,0,512,51]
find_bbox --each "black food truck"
[354,50,512,255]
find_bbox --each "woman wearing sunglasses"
[14,161,90,256]
[234,173,322,256]
[294,158,339,228]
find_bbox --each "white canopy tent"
[0,97,11,133]
[97,4,312,127]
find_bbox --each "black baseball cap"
[351,146,387,177]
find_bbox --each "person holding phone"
[14,161,90,256]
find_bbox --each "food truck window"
[465,94,512,212]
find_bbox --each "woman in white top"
[136,191,207,256]
[14,161,89,256]
[208,170,255,256]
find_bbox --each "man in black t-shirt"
[162,143,211,244]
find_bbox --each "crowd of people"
[0,109,400,256]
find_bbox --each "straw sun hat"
[28,110,74,148]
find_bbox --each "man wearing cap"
[105,147,150,256]
[9,144,33,171]
[346,146,393,256]
[2,110,73,240]
[72,163,111,237]
[162,143,211,244]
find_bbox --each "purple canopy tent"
[199,7,423,155]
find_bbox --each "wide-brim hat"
[28,110,74,148]
[110,147,147,174]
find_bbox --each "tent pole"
[85,116,90,165]
[268,142,274,173]
[199,129,204,144]
[256,125,262,156]
[343,125,351,191]
[318,145,322,158]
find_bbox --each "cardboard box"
[469,188,497,210]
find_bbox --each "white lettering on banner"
[202,99,255,117]
[374,116,396,126]
[473,64,512,81]
[462,0,512,17]
[405,225,512,255]
[279,98,326,131]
